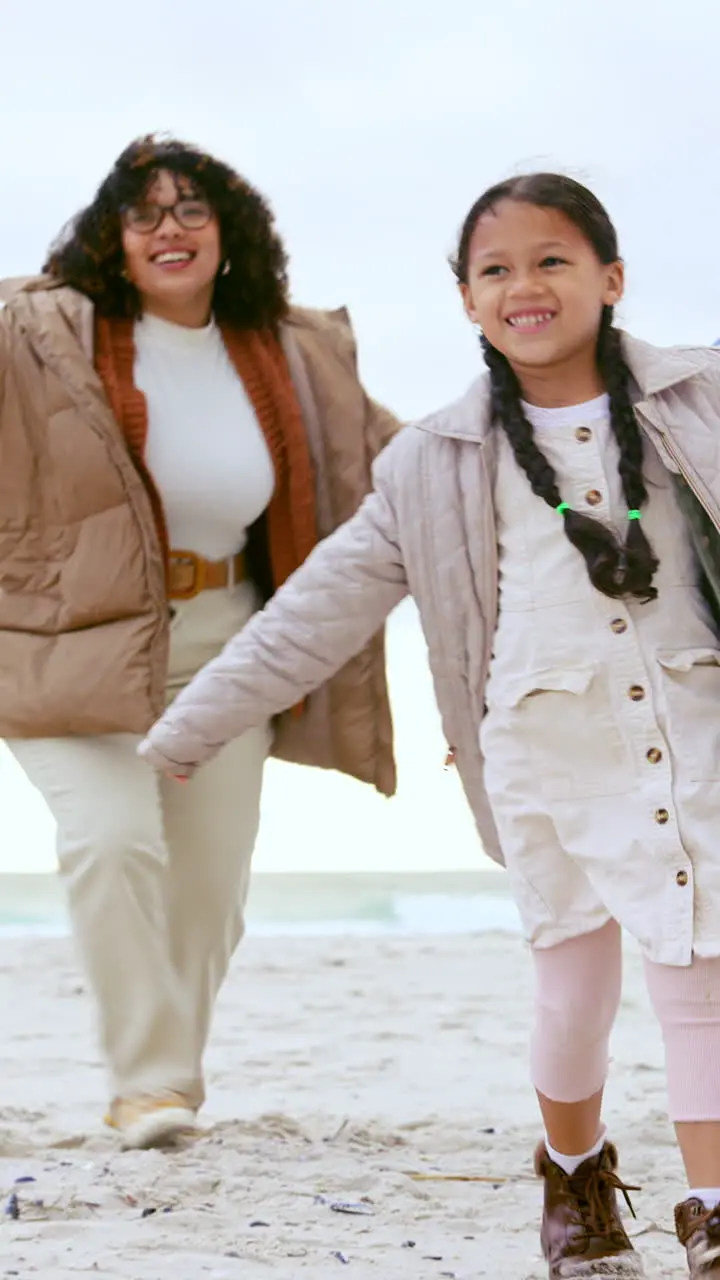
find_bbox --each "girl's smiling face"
[459,200,624,386]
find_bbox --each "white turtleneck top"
[134,312,275,561]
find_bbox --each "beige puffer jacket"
[140,336,720,864]
[0,278,400,795]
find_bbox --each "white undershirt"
[520,392,610,431]
[135,313,275,561]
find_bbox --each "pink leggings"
[531,920,720,1122]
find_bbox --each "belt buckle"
[169,550,206,601]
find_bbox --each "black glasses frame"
[121,198,213,235]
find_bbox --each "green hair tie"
[627,509,642,521]
[556,502,570,516]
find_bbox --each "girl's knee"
[533,991,617,1048]
[532,924,623,1044]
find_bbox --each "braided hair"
[451,174,659,603]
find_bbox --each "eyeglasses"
[121,198,213,235]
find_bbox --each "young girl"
[139,174,720,1278]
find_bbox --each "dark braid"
[596,310,659,599]
[451,172,660,603]
[481,333,644,600]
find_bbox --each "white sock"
[689,1188,720,1210]
[545,1129,607,1176]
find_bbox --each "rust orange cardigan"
[94,316,318,592]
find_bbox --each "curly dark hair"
[44,134,290,330]
[450,173,658,603]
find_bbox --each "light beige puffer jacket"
[0,278,400,795]
[140,336,720,864]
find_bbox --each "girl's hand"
[136,737,196,780]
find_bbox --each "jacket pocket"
[657,648,720,781]
[486,663,634,802]
[489,664,596,710]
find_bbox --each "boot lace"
[678,1202,720,1248]
[564,1164,639,1248]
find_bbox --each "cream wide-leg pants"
[7,584,271,1109]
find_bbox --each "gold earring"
[222,260,231,276]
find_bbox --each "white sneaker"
[105,1093,198,1150]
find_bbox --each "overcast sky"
[2,0,718,418]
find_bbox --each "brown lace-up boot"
[535,1141,644,1277]
[675,1197,720,1274]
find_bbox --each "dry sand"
[0,932,688,1278]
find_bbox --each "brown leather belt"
[168,549,247,601]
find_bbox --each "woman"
[0,134,399,1149]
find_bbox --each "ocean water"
[0,871,522,940]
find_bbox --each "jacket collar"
[622,331,718,396]
[418,331,719,443]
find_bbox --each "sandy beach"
[0,930,688,1278]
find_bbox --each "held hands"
[136,735,196,782]
[137,692,224,780]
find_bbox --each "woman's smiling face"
[120,169,222,327]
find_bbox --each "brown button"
[676,870,689,887]
[610,618,628,635]
[585,489,603,507]
[655,808,670,825]
[628,685,645,702]
[575,426,592,443]
[647,747,663,764]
